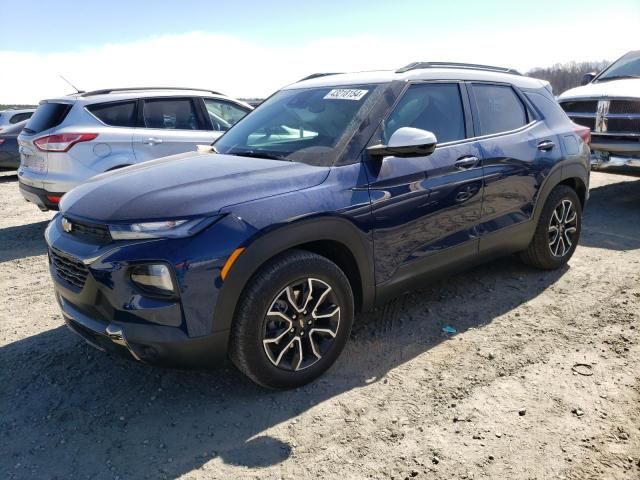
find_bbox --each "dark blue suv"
[45,63,591,388]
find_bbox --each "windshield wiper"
[225,150,288,161]
[596,75,640,82]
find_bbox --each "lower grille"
[50,248,89,289]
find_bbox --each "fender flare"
[531,159,589,225]
[212,216,375,333]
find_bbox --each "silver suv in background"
[0,108,35,132]
[18,88,252,210]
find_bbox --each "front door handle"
[537,140,555,151]
[454,155,479,169]
[143,137,163,145]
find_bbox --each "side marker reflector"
[221,247,245,281]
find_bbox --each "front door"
[365,82,484,286]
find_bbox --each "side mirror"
[367,127,437,159]
[581,72,596,85]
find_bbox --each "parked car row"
[42,61,592,388]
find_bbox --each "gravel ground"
[0,170,639,480]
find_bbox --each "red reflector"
[46,195,62,204]
[34,133,98,152]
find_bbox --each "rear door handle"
[537,140,555,151]
[143,137,163,145]
[454,155,479,169]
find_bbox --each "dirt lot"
[0,170,638,480]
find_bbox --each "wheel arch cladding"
[212,216,375,335]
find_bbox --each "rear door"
[132,97,217,162]
[365,81,484,286]
[468,82,563,250]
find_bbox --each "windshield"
[597,51,640,81]
[214,85,381,166]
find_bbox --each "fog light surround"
[130,264,176,296]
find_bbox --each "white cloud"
[1,12,638,104]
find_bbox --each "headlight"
[130,264,176,296]
[109,216,221,240]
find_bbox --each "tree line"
[526,61,611,95]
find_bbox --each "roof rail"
[81,87,223,97]
[298,72,342,82]
[396,62,522,76]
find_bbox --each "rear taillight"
[0,139,5,145]
[573,124,591,146]
[34,133,98,152]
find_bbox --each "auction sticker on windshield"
[324,89,369,101]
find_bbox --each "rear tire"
[520,185,582,270]
[229,249,354,389]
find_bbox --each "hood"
[559,78,640,101]
[60,152,330,222]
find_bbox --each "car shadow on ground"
[0,220,49,263]
[0,257,567,479]
[580,177,640,251]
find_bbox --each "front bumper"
[59,291,229,366]
[44,214,255,368]
[19,181,63,211]
[590,134,640,173]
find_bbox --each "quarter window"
[473,84,528,135]
[203,99,249,131]
[87,101,137,127]
[384,83,466,144]
[142,98,202,130]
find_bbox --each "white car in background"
[0,108,35,132]
[17,88,252,211]
[559,50,640,174]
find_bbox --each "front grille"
[570,117,596,130]
[607,117,640,133]
[609,100,640,115]
[50,248,89,289]
[560,101,598,114]
[63,217,111,243]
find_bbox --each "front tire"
[520,185,582,270]
[229,250,354,389]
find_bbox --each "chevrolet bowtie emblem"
[61,217,73,233]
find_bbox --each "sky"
[1,0,639,103]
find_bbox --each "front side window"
[214,84,382,166]
[87,101,136,127]
[203,99,249,131]
[473,84,528,135]
[142,98,201,130]
[384,82,466,144]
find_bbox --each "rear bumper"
[19,181,62,211]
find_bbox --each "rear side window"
[87,101,136,127]
[384,83,467,144]
[142,98,202,130]
[23,103,72,134]
[473,84,528,135]
[10,112,32,124]
[524,91,570,127]
[203,98,249,131]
